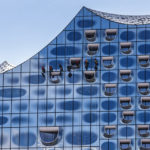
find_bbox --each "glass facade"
[0,7,150,150]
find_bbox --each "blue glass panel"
[56,115,72,123]
[102,44,117,56]
[138,43,150,54]
[101,113,116,123]
[66,131,97,145]
[31,59,38,72]
[138,70,150,81]
[66,19,75,30]
[0,88,26,98]
[0,102,9,113]
[38,101,53,112]
[137,112,150,123]
[57,87,71,95]
[50,46,81,56]
[119,84,135,96]
[120,30,135,41]
[101,18,109,29]
[12,132,36,146]
[77,19,95,28]
[59,101,80,111]
[15,102,28,112]
[67,73,81,84]
[76,86,98,96]
[101,99,117,110]
[83,113,98,123]
[67,31,82,41]
[84,100,99,110]
[84,7,92,16]
[101,141,115,150]
[12,116,28,125]
[120,56,136,68]
[8,76,19,84]
[22,61,30,72]
[39,47,47,58]
[0,133,8,147]
[57,31,65,44]
[0,116,8,125]
[138,30,150,40]
[119,126,134,137]
[24,75,45,84]
[101,71,117,82]
[40,115,53,125]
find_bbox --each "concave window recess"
[122,111,134,124]
[102,56,114,69]
[120,42,132,54]
[138,55,150,68]
[120,139,131,150]
[87,44,99,55]
[104,84,116,96]
[85,30,96,42]
[138,125,149,137]
[105,29,117,41]
[84,71,96,83]
[138,83,149,95]
[39,127,61,146]
[140,97,150,109]
[120,97,132,109]
[103,125,116,138]
[120,70,132,82]
[140,139,150,150]
[69,58,81,69]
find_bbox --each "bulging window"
[87,44,99,55]
[120,42,132,54]
[120,97,132,109]
[70,58,81,69]
[122,111,134,124]
[50,71,61,83]
[39,127,60,146]
[85,30,96,42]
[140,97,150,109]
[138,125,149,137]
[120,139,131,150]
[84,71,95,82]
[138,83,149,95]
[138,55,150,68]
[140,139,150,150]
[120,70,132,82]
[103,125,116,138]
[105,29,117,41]
[104,84,116,96]
[102,56,114,69]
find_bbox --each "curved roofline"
[86,7,150,25]
[1,7,84,74]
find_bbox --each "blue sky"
[0,0,150,65]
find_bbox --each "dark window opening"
[84,71,96,82]
[104,84,116,96]
[102,56,114,68]
[85,30,96,42]
[120,97,132,109]
[103,125,116,138]
[122,111,134,124]
[87,44,99,55]
[120,42,132,54]
[105,29,117,41]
